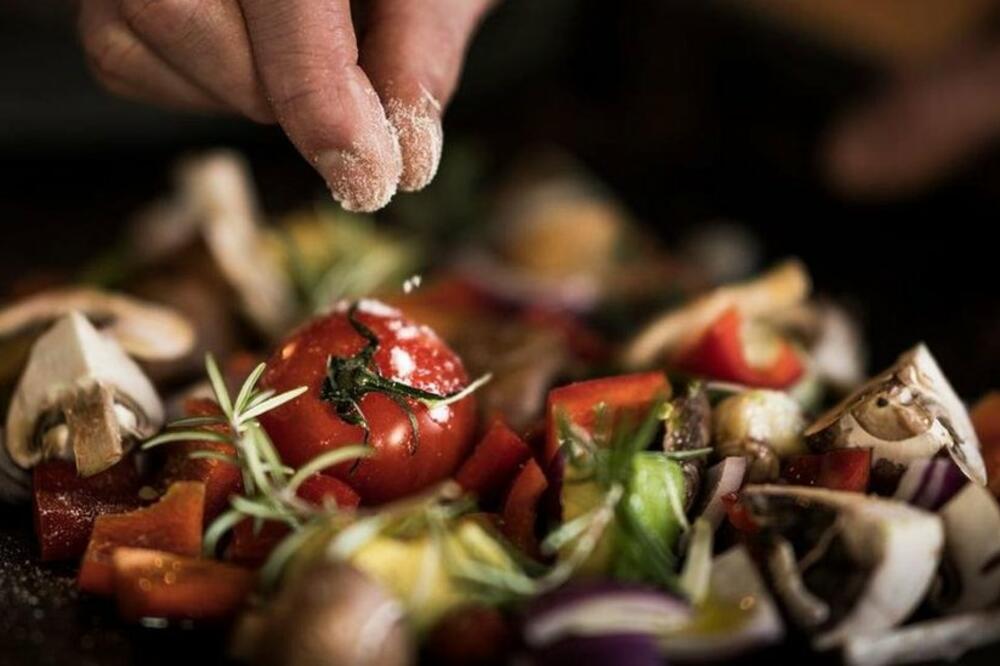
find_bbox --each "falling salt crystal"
[402,275,423,294]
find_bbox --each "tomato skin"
[259,302,478,505]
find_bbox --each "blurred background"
[1,0,998,396]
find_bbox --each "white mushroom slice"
[934,483,1000,613]
[5,312,163,476]
[844,609,1000,666]
[175,151,295,338]
[713,389,806,482]
[622,259,811,369]
[742,485,944,650]
[0,287,194,362]
[805,344,986,486]
[0,429,30,503]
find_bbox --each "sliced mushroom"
[805,344,986,487]
[741,485,944,650]
[662,384,712,507]
[0,429,30,503]
[843,608,1000,666]
[932,483,1000,613]
[248,561,414,666]
[5,312,163,476]
[175,152,296,338]
[0,287,195,365]
[623,259,811,369]
[713,389,806,482]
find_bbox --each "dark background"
[1,1,998,664]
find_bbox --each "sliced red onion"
[695,457,747,530]
[528,634,662,666]
[523,582,691,649]
[893,458,967,511]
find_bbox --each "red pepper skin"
[79,481,205,596]
[675,307,803,389]
[158,398,243,523]
[456,419,532,500]
[722,492,759,534]
[33,459,142,561]
[426,604,511,666]
[783,449,871,492]
[544,372,670,464]
[112,547,255,623]
[972,392,1000,498]
[227,474,360,566]
[501,459,549,558]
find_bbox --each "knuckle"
[119,0,200,42]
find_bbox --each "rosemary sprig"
[319,302,491,454]
[143,354,373,560]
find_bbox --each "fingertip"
[386,89,444,192]
[318,119,402,212]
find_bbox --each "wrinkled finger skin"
[77,0,497,211]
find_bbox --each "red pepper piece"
[79,481,205,596]
[456,419,532,499]
[722,492,759,534]
[227,473,360,566]
[783,449,871,492]
[33,458,142,561]
[817,448,871,493]
[545,371,670,464]
[972,392,1000,498]
[112,547,255,623]
[501,459,548,557]
[675,307,803,389]
[158,398,242,523]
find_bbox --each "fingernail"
[387,90,444,192]
[319,142,400,212]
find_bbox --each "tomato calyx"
[320,303,489,456]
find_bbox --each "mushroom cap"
[742,484,944,650]
[5,312,163,471]
[0,287,195,363]
[806,344,986,486]
[936,483,1000,613]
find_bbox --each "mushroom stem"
[62,383,124,477]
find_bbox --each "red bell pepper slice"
[500,459,548,558]
[722,492,759,534]
[972,392,1000,498]
[33,458,142,561]
[112,547,255,622]
[456,419,532,499]
[675,307,803,389]
[79,481,205,595]
[158,398,243,523]
[545,371,670,464]
[782,448,871,492]
[227,473,360,566]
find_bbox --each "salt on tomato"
[259,299,478,504]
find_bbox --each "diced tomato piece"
[545,371,670,464]
[972,392,1000,498]
[722,492,759,534]
[426,604,510,666]
[158,398,242,522]
[456,419,532,499]
[501,459,548,557]
[33,458,142,561]
[227,474,360,566]
[817,448,871,492]
[112,548,255,622]
[79,481,205,595]
[675,307,803,389]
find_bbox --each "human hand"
[78,0,494,211]
[824,42,1000,197]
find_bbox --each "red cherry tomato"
[258,301,478,505]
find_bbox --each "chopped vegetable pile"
[2,150,999,666]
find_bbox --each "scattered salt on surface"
[427,404,452,425]
[390,347,415,381]
[334,298,400,318]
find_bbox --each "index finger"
[238,0,402,211]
